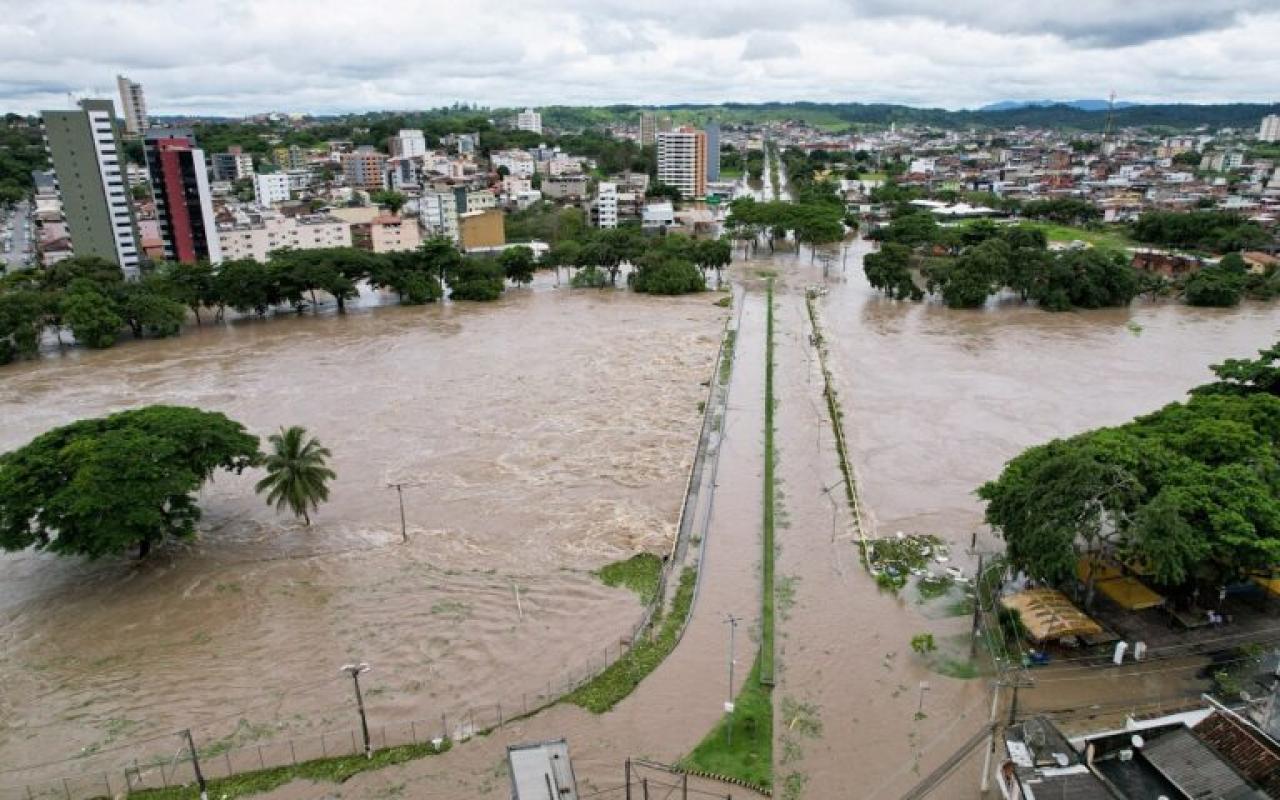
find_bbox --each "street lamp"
[341,662,373,758]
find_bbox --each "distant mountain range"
[978,99,1140,112]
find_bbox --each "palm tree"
[254,426,336,526]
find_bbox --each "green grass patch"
[597,553,663,604]
[761,280,776,684]
[681,656,774,790]
[916,574,954,600]
[719,329,736,384]
[1017,221,1135,252]
[129,739,451,800]
[567,567,696,713]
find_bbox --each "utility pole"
[387,483,407,543]
[725,613,740,746]
[180,729,208,800]
[341,663,373,758]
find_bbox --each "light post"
[180,729,208,800]
[387,483,407,544]
[341,662,373,758]
[724,614,740,746]
[917,681,931,718]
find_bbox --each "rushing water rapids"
[0,279,724,775]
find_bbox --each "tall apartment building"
[657,127,707,200]
[115,75,148,137]
[41,99,141,274]
[274,145,308,171]
[1261,115,1280,144]
[705,122,720,182]
[342,147,387,191]
[212,146,255,182]
[639,112,657,147]
[143,130,221,264]
[515,108,542,135]
[253,172,290,207]
[420,190,460,242]
[390,129,427,158]
[594,182,618,229]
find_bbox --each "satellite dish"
[1131,734,1145,749]
[1053,753,1070,767]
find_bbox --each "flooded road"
[0,277,723,778]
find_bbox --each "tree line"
[724,197,846,255]
[1,226,733,363]
[979,343,1280,604]
[863,210,1278,311]
[0,405,338,560]
[0,241,520,363]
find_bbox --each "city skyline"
[2,0,1278,116]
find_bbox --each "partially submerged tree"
[254,426,336,526]
[979,348,1280,598]
[0,406,260,558]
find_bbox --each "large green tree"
[0,406,260,558]
[864,243,923,301]
[979,349,1280,595]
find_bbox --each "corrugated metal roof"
[1142,727,1263,799]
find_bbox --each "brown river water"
[0,277,723,780]
[0,242,1275,797]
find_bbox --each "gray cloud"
[850,0,1275,46]
[0,0,1276,115]
[741,33,801,61]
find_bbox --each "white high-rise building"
[595,182,618,229]
[420,191,460,242]
[657,128,708,200]
[253,172,291,207]
[116,75,148,136]
[392,129,428,158]
[1260,115,1280,143]
[516,108,542,135]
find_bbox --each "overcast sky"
[2,0,1277,116]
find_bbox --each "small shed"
[508,739,579,800]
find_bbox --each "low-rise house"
[352,214,422,254]
[217,211,351,262]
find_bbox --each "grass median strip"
[762,280,776,684]
[567,566,696,713]
[127,739,452,800]
[681,656,774,791]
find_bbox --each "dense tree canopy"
[1132,211,1269,254]
[0,406,261,558]
[979,346,1280,594]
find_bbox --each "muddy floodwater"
[0,279,723,775]
[823,238,1278,551]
